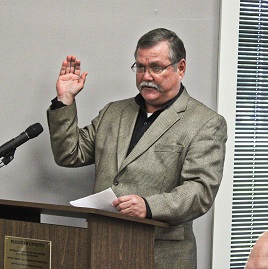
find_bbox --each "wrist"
[56,95,74,106]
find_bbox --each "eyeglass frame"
[131,62,177,74]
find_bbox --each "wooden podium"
[0,199,168,268]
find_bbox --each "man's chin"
[141,90,161,102]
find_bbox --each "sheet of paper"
[70,187,118,213]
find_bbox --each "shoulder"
[174,88,226,124]
[95,97,137,120]
[102,97,136,111]
[108,97,136,108]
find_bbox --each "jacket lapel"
[116,99,139,170]
[118,89,190,172]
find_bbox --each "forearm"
[47,101,95,167]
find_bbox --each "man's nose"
[142,68,154,80]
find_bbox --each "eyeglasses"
[131,62,176,74]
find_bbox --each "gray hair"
[134,28,186,63]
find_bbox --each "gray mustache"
[139,81,160,92]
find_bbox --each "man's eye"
[136,66,145,71]
[152,66,162,72]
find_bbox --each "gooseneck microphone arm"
[0,123,43,167]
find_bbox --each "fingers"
[113,196,131,209]
[59,55,81,76]
[112,195,147,218]
[59,60,67,76]
[74,59,81,76]
[65,55,75,74]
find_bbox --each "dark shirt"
[127,84,184,155]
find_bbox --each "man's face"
[135,41,186,112]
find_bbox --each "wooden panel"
[0,199,161,268]
[88,214,155,269]
[0,219,88,269]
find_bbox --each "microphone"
[0,123,43,158]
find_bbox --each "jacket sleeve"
[47,101,110,167]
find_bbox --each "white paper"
[70,188,118,213]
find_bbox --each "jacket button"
[114,181,119,186]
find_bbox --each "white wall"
[212,0,240,268]
[0,1,221,268]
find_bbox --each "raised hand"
[56,55,88,105]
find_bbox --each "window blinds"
[230,0,268,268]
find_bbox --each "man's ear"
[178,59,186,79]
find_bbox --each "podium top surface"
[0,198,168,228]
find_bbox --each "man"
[246,231,268,269]
[47,28,227,268]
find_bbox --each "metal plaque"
[4,236,51,269]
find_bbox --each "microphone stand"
[0,150,15,167]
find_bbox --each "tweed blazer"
[47,88,227,268]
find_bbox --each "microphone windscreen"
[26,123,44,139]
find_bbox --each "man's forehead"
[137,41,169,53]
[136,42,170,62]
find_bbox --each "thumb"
[79,72,88,84]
